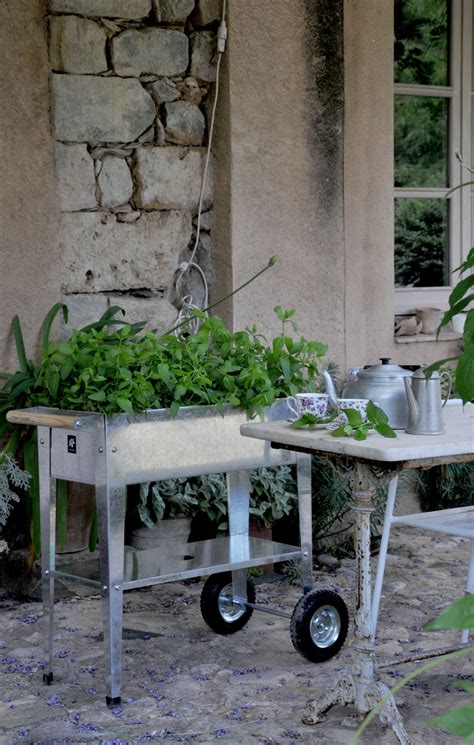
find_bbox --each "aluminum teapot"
[404,367,451,435]
[324,358,414,429]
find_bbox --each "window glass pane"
[394,0,449,86]
[395,95,449,187]
[395,198,449,287]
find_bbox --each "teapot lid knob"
[379,357,391,365]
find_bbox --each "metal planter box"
[7,402,313,704]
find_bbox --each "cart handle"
[6,410,94,430]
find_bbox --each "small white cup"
[337,398,371,424]
[415,307,442,335]
[287,393,329,421]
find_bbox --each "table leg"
[38,426,55,685]
[303,463,410,744]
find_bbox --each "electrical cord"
[173,1,227,337]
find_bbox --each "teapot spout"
[322,369,339,411]
[404,376,419,425]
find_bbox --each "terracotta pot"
[55,482,95,554]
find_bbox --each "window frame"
[394,0,472,315]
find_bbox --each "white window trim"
[394,0,472,315]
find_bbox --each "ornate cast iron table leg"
[303,462,410,744]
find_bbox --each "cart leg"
[38,427,55,685]
[96,471,126,706]
[227,471,251,602]
[296,453,313,593]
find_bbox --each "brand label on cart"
[67,435,77,454]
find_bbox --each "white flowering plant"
[0,452,31,553]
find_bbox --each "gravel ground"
[0,526,472,745]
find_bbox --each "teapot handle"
[440,371,452,407]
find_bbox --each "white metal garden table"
[241,403,474,744]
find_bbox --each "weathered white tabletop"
[241,403,474,464]
[240,403,473,744]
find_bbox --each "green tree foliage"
[394,0,450,288]
[394,0,448,86]
[395,199,448,287]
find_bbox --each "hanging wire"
[173,0,228,337]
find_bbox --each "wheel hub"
[218,583,246,623]
[310,605,341,648]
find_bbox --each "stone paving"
[0,527,472,745]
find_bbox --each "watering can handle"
[440,372,452,407]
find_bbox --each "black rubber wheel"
[290,589,349,662]
[200,572,256,635]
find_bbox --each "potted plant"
[0,296,329,558]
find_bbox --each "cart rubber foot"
[43,672,53,685]
[106,696,121,707]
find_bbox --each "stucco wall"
[0,0,61,370]
[214,0,461,374]
[343,0,462,369]
[213,0,346,367]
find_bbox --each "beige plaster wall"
[213,0,346,367]
[0,0,61,371]
[343,0,462,369]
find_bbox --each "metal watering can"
[403,367,452,435]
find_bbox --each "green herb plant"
[291,401,397,441]
[0,297,327,556]
[424,153,474,404]
[9,307,326,420]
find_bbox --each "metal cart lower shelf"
[7,402,349,704]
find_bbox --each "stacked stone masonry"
[49,0,219,332]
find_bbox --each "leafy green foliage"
[425,246,474,403]
[331,401,397,441]
[137,479,199,528]
[290,411,338,429]
[290,401,396,441]
[1,307,326,420]
[133,466,297,532]
[432,702,474,741]
[394,199,448,287]
[0,302,327,557]
[426,596,474,740]
[425,595,474,632]
[416,462,473,512]
[394,0,448,86]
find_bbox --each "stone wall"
[48,0,219,334]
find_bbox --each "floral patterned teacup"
[337,398,371,424]
[287,393,329,421]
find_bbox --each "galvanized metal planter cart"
[7,402,349,704]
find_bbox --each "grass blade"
[41,303,68,355]
[12,315,28,373]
